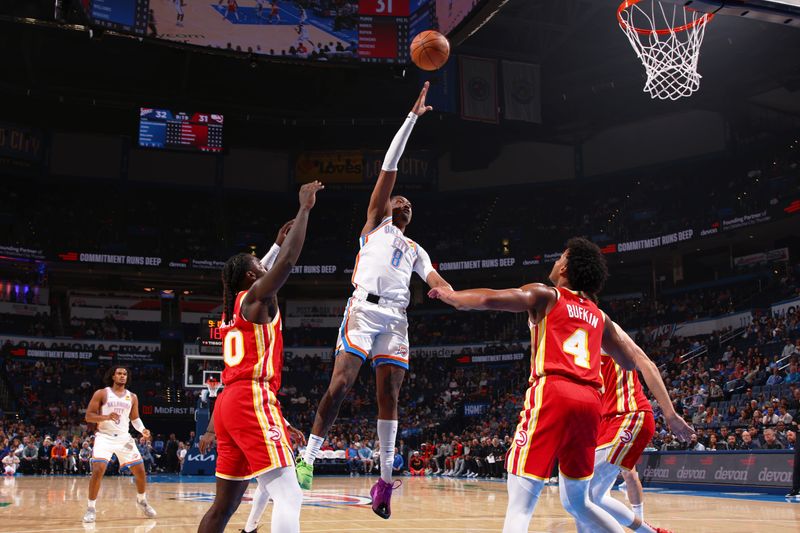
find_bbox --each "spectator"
[38,436,53,474]
[138,437,155,473]
[3,452,20,476]
[50,439,68,474]
[358,439,374,474]
[762,428,784,449]
[687,434,706,451]
[21,441,38,475]
[766,367,783,386]
[164,434,179,473]
[408,451,425,476]
[79,441,93,475]
[177,442,188,470]
[345,442,360,476]
[392,447,404,476]
[739,431,761,450]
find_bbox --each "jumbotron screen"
[83,1,485,64]
[138,108,224,152]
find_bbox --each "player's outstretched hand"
[299,180,324,211]
[199,431,216,454]
[428,286,453,302]
[287,426,306,448]
[411,81,433,117]
[667,414,694,442]
[275,219,294,246]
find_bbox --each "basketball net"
[205,378,222,398]
[617,0,713,100]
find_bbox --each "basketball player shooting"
[196,181,323,533]
[429,238,692,533]
[83,366,156,523]
[297,82,453,520]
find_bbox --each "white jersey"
[351,216,435,308]
[97,387,133,435]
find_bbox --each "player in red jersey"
[197,181,324,533]
[429,237,692,533]
[589,347,691,533]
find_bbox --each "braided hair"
[221,253,255,323]
[564,237,608,302]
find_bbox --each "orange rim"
[617,0,714,35]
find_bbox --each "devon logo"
[168,491,371,508]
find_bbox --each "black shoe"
[786,489,800,499]
[240,529,258,533]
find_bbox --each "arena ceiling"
[0,0,798,146]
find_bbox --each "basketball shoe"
[136,499,157,518]
[370,478,401,519]
[296,457,313,490]
[82,508,96,523]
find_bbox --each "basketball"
[411,30,450,71]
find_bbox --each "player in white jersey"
[298,82,452,520]
[82,366,156,523]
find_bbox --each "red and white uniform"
[214,291,293,480]
[596,353,655,470]
[506,287,605,481]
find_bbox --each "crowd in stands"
[0,134,797,269]
[1,260,799,478]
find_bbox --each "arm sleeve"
[260,243,281,270]
[381,112,418,172]
[413,244,436,280]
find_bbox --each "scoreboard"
[199,316,224,355]
[138,108,224,153]
[89,0,149,35]
[357,0,412,63]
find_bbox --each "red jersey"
[220,291,283,393]
[528,287,605,389]
[600,352,651,416]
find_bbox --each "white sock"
[244,483,270,532]
[303,434,324,466]
[632,503,644,520]
[377,419,398,484]
[137,492,147,503]
[87,499,96,509]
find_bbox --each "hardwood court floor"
[1,474,798,532]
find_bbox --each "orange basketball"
[410,30,450,71]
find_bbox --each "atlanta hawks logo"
[620,429,633,444]
[515,430,528,447]
[267,426,283,442]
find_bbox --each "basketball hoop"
[205,378,222,398]
[617,0,714,100]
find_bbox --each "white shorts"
[336,297,409,369]
[92,433,143,469]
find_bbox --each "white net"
[618,0,713,100]
[205,379,222,398]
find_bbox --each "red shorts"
[506,376,601,481]
[213,381,294,480]
[596,410,655,471]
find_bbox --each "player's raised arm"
[602,318,694,441]
[428,283,556,314]
[243,181,323,310]
[362,82,432,235]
